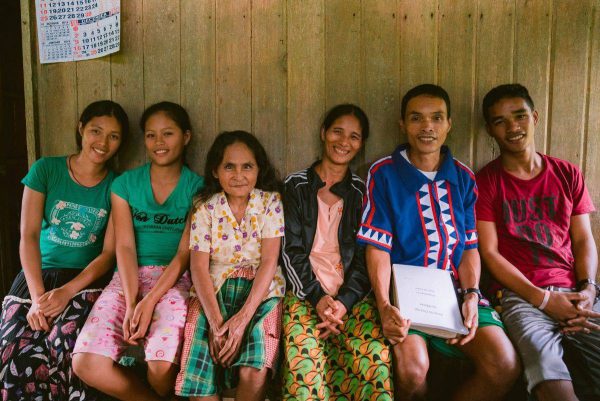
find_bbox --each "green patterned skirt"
[175,277,282,397]
[282,292,393,401]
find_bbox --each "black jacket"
[281,161,371,312]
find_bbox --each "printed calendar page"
[36,0,120,63]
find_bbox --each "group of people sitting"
[0,83,598,401]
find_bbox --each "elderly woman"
[281,104,393,401]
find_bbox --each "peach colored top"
[309,196,344,296]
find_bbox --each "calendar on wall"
[35,0,120,64]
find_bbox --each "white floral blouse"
[190,189,286,299]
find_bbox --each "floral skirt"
[0,269,109,401]
[281,293,393,401]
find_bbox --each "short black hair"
[321,103,370,141]
[76,100,129,151]
[140,101,192,133]
[401,84,451,120]
[482,84,535,123]
[196,131,282,205]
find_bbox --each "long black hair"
[196,131,282,205]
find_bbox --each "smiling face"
[144,111,190,167]
[320,114,363,166]
[79,115,122,165]
[214,141,259,202]
[485,97,538,155]
[401,95,451,158]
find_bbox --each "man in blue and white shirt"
[359,84,519,401]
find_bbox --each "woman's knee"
[238,366,268,385]
[147,360,177,397]
[72,352,111,384]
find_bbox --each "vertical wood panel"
[474,1,514,170]
[439,0,476,166]
[38,63,78,155]
[398,0,437,93]
[548,0,592,165]
[397,0,437,146]
[286,0,324,174]
[514,0,552,153]
[76,59,111,116]
[585,1,600,260]
[216,0,252,132]
[362,0,400,167]
[181,0,216,173]
[325,0,362,107]
[252,0,287,170]
[22,0,39,165]
[143,0,180,105]
[111,0,144,170]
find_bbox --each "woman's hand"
[315,296,344,339]
[122,304,137,344]
[216,311,252,367]
[27,299,50,332]
[128,296,157,343]
[208,324,227,364]
[38,286,75,318]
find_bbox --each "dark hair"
[76,100,129,151]
[401,84,451,120]
[322,103,370,141]
[197,131,282,204]
[139,101,192,133]
[482,84,535,123]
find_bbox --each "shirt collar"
[391,143,459,192]
[212,188,266,220]
[308,160,354,197]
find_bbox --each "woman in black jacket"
[281,104,393,401]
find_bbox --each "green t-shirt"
[21,156,116,270]
[111,163,204,266]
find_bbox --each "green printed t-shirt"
[21,156,116,270]
[111,163,204,266]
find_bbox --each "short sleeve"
[190,204,212,252]
[21,157,49,194]
[261,192,285,238]
[570,167,595,215]
[357,163,394,252]
[111,173,129,201]
[475,168,497,222]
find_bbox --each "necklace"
[68,155,107,187]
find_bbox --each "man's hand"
[544,291,599,324]
[380,303,410,345]
[448,293,478,346]
[561,287,600,334]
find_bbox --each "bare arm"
[20,187,45,301]
[191,250,223,328]
[111,193,139,306]
[129,218,192,341]
[478,220,592,324]
[477,220,545,305]
[570,214,599,307]
[451,248,481,345]
[217,236,281,365]
[39,215,116,318]
[365,245,409,344]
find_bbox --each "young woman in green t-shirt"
[0,100,129,400]
[73,102,204,401]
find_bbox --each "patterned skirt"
[176,277,282,397]
[0,269,110,401]
[281,293,393,401]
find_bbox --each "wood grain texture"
[143,0,180,105]
[252,0,287,170]
[438,0,476,167]
[362,0,400,169]
[548,0,592,166]
[585,0,600,262]
[474,0,514,170]
[286,0,324,174]
[181,0,216,173]
[76,58,111,116]
[111,0,144,170]
[216,0,252,133]
[514,0,552,154]
[21,0,39,165]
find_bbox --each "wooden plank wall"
[22,0,600,252]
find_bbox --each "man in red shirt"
[477,83,600,401]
